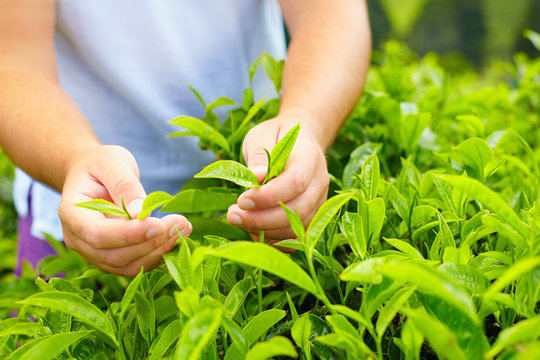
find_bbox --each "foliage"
[1,38,540,360]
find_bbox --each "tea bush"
[0,37,539,359]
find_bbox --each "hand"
[227,117,329,241]
[58,145,192,276]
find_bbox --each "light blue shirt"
[13,0,286,240]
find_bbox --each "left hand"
[226,117,330,240]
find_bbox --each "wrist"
[275,109,332,151]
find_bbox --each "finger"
[242,198,322,240]
[80,236,176,277]
[242,126,279,184]
[237,150,322,211]
[62,205,191,249]
[65,215,191,267]
[91,146,147,216]
[229,170,328,230]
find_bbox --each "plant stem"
[130,320,139,360]
[257,268,263,314]
[220,326,229,353]
[258,230,265,313]
[305,248,335,313]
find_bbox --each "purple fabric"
[14,188,58,277]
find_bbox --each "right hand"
[58,145,191,276]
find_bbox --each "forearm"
[0,70,101,191]
[278,0,371,150]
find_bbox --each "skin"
[228,0,371,240]
[0,0,370,276]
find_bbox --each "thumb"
[93,146,147,216]
[243,127,278,184]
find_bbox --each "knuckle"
[291,170,308,194]
[104,251,127,268]
[84,231,103,249]
[248,215,265,230]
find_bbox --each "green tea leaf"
[245,336,297,360]
[264,124,300,183]
[187,84,205,106]
[228,97,267,144]
[306,192,354,251]
[402,307,467,360]
[484,256,540,300]
[224,278,252,317]
[222,316,248,360]
[452,138,493,181]
[176,307,223,360]
[376,286,416,337]
[279,202,306,243]
[75,199,128,219]
[341,212,367,259]
[481,214,527,250]
[137,191,173,219]
[438,263,490,294]
[291,314,312,360]
[249,52,284,93]
[119,267,144,320]
[361,152,380,200]
[342,143,380,189]
[0,322,43,338]
[524,29,540,50]
[148,319,182,360]
[135,291,155,343]
[17,292,117,346]
[195,160,260,188]
[384,238,424,260]
[358,197,385,244]
[387,184,410,224]
[205,96,236,112]
[286,292,299,321]
[342,260,478,322]
[486,315,540,358]
[244,309,287,346]
[6,331,92,360]
[438,175,529,238]
[210,242,317,296]
[400,112,430,153]
[169,116,230,153]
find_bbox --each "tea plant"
[1,37,539,360]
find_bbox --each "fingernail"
[229,214,242,226]
[238,198,255,210]
[127,199,144,215]
[146,227,163,240]
[250,165,267,177]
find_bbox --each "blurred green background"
[368,0,540,66]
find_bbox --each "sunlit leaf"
[438,175,529,238]
[245,336,297,360]
[244,309,287,346]
[137,191,173,219]
[169,116,230,153]
[210,242,318,296]
[264,124,300,183]
[74,199,128,219]
[148,319,182,360]
[195,161,260,188]
[17,292,117,346]
[176,307,223,360]
[6,331,92,360]
[291,314,312,360]
[306,192,354,251]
